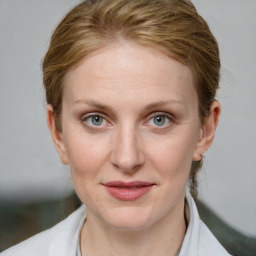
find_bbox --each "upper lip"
[103,181,154,188]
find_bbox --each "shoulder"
[1,205,85,256]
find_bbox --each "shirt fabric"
[1,192,232,256]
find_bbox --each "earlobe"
[193,100,221,161]
[47,105,69,165]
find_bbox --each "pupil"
[92,116,103,125]
[154,116,165,126]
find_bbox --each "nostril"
[110,151,145,173]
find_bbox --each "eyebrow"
[72,99,184,112]
[143,100,185,111]
[72,99,113,111]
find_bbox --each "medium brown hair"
[43,0,220,198]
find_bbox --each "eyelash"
[81,112,173,129]
[82,113,110,128]
[147,113,173,128]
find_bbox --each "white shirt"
[1,192,232,256]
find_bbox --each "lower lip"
[105,186,153,201]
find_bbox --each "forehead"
[63,41,197,110]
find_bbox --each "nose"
[110,125,145,173]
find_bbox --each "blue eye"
[85,115,106,126]
[149,115,171,127]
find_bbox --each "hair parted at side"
[43,0,220,199]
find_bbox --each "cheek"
[146,131,197,182]
[65,134,110,205]
[66,133,108,172]
[63,132,111,200]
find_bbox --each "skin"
[47,41,220,256]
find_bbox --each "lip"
[103,181,155,201]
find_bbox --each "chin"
[102,207,155,231]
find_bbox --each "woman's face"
[51,41,205,230]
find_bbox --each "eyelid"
[145,112,174,127]
[81,111,174,129]
[81,112,112,127]
[147,111,174,120]
[82,112,101,118]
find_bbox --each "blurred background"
[0,0,255,253]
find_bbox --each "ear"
[47,105,69,165]
[193,100,221,161]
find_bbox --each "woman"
[1,0,231,255]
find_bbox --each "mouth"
[103,181,155,201]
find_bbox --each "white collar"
[50,192,230,256]
[179,191,231,256]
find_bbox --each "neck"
[80,198,186,256]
